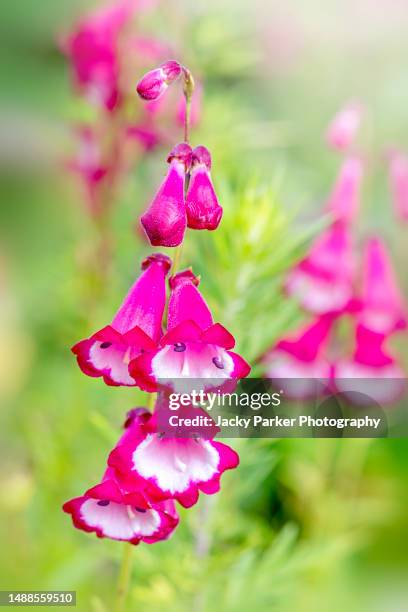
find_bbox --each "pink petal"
[168,270,213,331]
[325,157,363,223]
[186,146,222,231]
[359,237,407,335]
[141,144,192,247]
[389,150,408,221]
[326,102,363,152]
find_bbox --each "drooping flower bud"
[136,60,182,100]
[186,146,223,231]
[140,143,192,247]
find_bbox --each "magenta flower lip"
[63,468,179,544]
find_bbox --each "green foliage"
[1,1,408,611]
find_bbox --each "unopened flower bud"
[136,60,182,101]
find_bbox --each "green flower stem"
[114,542,133,612]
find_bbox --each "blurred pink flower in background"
[285,222,355,315]
[286,157,363,315]
[389,150,408,221]
[358,237,407,336]
[263,314,335,399]
[325,156,363,223]
[326,102,364,152]
[60,0,140,111]
[333,325,406,405]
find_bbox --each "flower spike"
[140,143,192,247]
[186,146,223,231]
[72,253,171,386]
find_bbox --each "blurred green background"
[1,1,408,610]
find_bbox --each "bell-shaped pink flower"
[326,102,363,152]
[325,157,363,224]
[63,467,178,544]
[262,314,335,399]
[140,143,192,247]
[333,325,406,406]
[286,222,355,315]
[108,405,239,508]
[129,269,251,392]
[186,146,223,231]
[389,150,408,221]
[136,61,182,101]
[358,238,407,336]
[72,253,171,386]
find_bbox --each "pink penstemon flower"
[109,403,239,508]
[65,54,249,594]
[63,466,179,544]
[388,150,408,221]
[60,0,137,111]
[286,156,363,315]
[186,146,223,230]
[129,269,250,392]
[358,237,407,336]
[285,221,356,315]
[262,314,336,400]
[333,325,406,406]
[72,253,171,386]
[140,142,191,246]
[325,156,363,223]
[137,61,222,246]
[326,102,364,152]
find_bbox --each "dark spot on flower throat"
[212,356,224,369]
[97,499,110,506]
[100,342,112,349]
[134,507,147,513]
[174,342,186,352]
